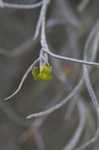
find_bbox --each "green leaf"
[32,65,52,81]
[40,65,52,81]
[32,67,40,80]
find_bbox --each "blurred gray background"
[0,0,99,150]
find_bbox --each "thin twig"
[39,1,99,69]
[26,78,83,118]
[0,1,42,9]
[77,0,90,12]
[63,99,86,150]
[44,49,99,68]
[4,58,39,101]
[76,23,99,150]
[57,0,80,27]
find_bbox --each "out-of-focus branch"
[26,78,83,119]
[77,0,90,12]
[57,0,80,27]
[0,1,42,9]
[63,99,86,150]
[76,21,99,150]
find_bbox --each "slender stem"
[0,1,42,9]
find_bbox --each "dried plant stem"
[0,1,42,9]
[4,58,39,101]
[63,99,86,150]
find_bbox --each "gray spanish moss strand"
[0,1,42,9]
[63,100,86,150]
[4,58,39,101]
[76,21,99,150]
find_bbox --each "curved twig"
[77,0,90,12]
[76,24,99,150]
[63,99,86,150]
[26,78,83,118]
[0,1,42,9]
[57,0,80,27]
[4,58,39,101]
[43,49,99,68]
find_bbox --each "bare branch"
[0,1,42,9]
[44,49,99,68]
[26,78,83,119]
[77,0,90,12]
[63,100,86,150]
[57,0,80,27]
[76,20,99,150]
[4,58,39,101]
